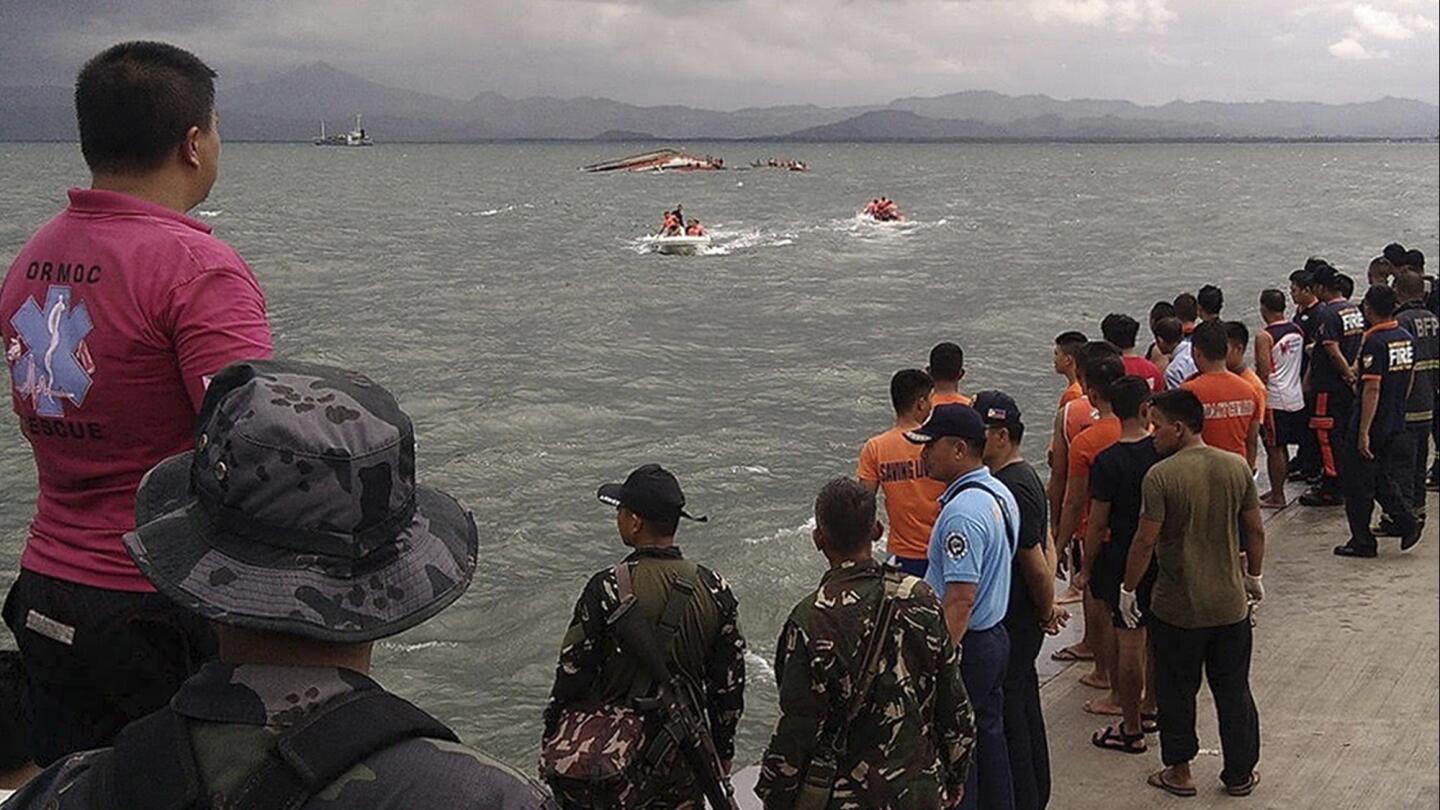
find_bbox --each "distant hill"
[2,63,1435,142]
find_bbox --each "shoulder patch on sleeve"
[944,531,969,560]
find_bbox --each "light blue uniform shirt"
[1164,337,1197,389]
[924,466,1020,633]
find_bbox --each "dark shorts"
[1090,549,1157,630]
[890,555,929,579]
[1264,408,1309,449]
[2,569,217,766]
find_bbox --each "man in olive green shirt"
[1121,390,1266,800]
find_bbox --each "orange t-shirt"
[1062,396,1100,445]
[1182,371,1264,458]
[1239,367,1268,414]
[1067,415,1122,535]
[931,391,973,407]
[1057,381,1083,411]
[857,428,944,559]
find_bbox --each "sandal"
[1050,645,1093,662]
[1225,771,1261,797]
[1141,712,1159,734]
[1147,770,1197,798]
[1092,725,1148,754]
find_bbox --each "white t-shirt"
[1263,321,1306,412]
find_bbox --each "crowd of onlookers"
[0,39,1436,810]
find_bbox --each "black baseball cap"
[904,404,988,445]
[972,390,1022,429]
[597,464,707,522]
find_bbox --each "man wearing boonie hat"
[542,464,746,808]
[907,404,1021,810]
[2,359,554,809]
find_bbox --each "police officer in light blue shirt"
[907,403,1020,810]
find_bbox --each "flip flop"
[1079,671,1111,690]
[1092,724,1148,754]
[1050,645,1093,662]
[1083,699,1123,717]
[1057,590,1084,605]
[1141,713,1159,734]
[1225,771,1261,797]
[1148,771,1197,798]
[1259,500,1288,510]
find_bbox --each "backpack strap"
[88,707,205,810]
[955,480,1018,551]
[623,568,697,699]
[228,690,459,810]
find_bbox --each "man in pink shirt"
[1,42,271,765]
[1102,313,1164,393]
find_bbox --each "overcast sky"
[1,0,1436,108]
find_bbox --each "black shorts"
[2,569,216,766]
[1090,550,1157,630]
[1264,408,1309,448]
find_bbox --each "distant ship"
[314,114,374,147]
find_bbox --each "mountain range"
[2,62,1436,142]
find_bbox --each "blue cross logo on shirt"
[8,285,94,418]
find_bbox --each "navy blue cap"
[904,404,987,445]
[972,390,1023,429]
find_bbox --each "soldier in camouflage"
[0,359,555,809]
[542,464,746,809]
[755,478,975,809]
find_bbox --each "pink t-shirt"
[1122,354,1164,392]
[2,189,272,592]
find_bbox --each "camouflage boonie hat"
[123,359,479,643]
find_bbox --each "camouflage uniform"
[543,547,745,809]
[0,662,555,809]
[754,559,975,810]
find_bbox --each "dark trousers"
[2,569,216,766]
[1313,390,1353,496]
[1341,429,1417,551]
[1295,390,1322,477]
[1151,618,1260,788]
[1394,421,1431,515]
[891,555,929,579]
[1002,617,1049,810]
[959,624,1014,810]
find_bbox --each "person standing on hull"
[1334,285,1423,557]
[858,369,942,578]
[976,391,1066,810]
[1300,263,1365,507]
[755,478,975,809]
[542,464,746,809]
[928,342,974,406]
[1255,289,1307,508]
[1120,389,1265,799]
[0,41,272,768]
[908,404,1021,810]
[1084,377,1161,756]
[1389,271,1438,531]
[1,359,555,809]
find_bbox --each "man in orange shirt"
[1182,321,1264,470]
[857,369,942,577]
[928,342,973,406]
[1224,321,1268,424]
[1053,331,1088,410]
[1056,352,1126,694]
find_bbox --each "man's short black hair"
[1383,243,1408,266]
[1364,284,1398,318]
[1055,330,1088,361]
[1337,273,1355,299]
[1101,313,1141,350]
[1395,270,1425,301]
[814,477,878,555]
[1305,256,1333,273]
[1405,249,1425,270]
[75,41,217,174]
[1152,316,1183,345]
[1288,268,1315,289]
[1197,284,1224,316]
[1192,319,1229,362]
[1224,320,1249,350]
[1173,293,1199,323]
[1260,289,1287,314]
[1109,376,1152,421]
[1083,351,1126,401]
[1151,389,1205,434]
[890,368,933,414]
[1149,300,1176,326]
[0,651,28,772]
[928,342,965,382]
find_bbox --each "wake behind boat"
[651,234,711,256]
[583,149,725,173]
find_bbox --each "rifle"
[610,576,740,810]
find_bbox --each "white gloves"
[1119,586,1142,629]
[1244,573,1265,603]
